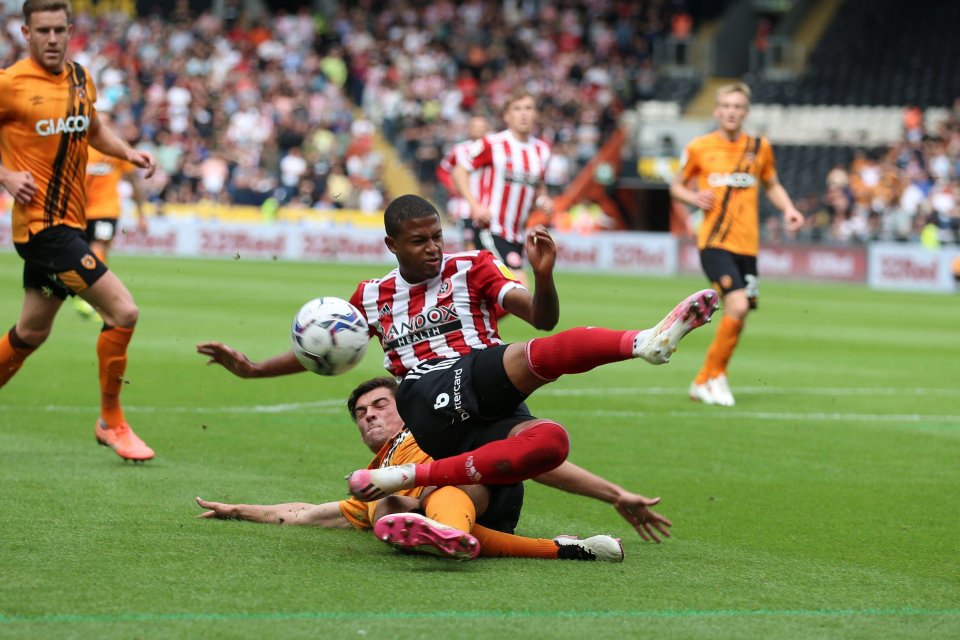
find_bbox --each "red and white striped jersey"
[349,250,525,377]
[456,129,551,242]
[437,140,491,220]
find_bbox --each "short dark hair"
[23,0,72,23]
[346,377,399,421]
[383,195,439,238]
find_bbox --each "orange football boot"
[95,418,155,462]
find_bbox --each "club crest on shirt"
[437,278,453,300]
[81,254,96,270]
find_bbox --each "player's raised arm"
[196,342,306,378]
[501,225,559,330]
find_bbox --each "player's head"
[22,0,72,74]
[347,377,403,452]
[713,81,751,135]
[383,195,444,282]
[503,89,538,138]
[467,115,489,141]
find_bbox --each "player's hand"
[525,225,556,275]
[693,191,716,211]
[196,341,257,378]
[129,148,157,179]
[471,202,492,228]
[0,170,37,204]
[614,493,673,543]
[783,207,805,232]
[196,496,238,519]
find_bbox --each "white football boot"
[554,535,625,562]
[689,379,718,404]
[708,374,736,407]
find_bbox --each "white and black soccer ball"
[291,297,369,376]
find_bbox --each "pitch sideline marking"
[1,606,958,625]
[2,387,960,424]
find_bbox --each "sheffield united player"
[195,195,719,510]
[452,90,553,285]
[436,115,490,251]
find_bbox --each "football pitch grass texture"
[0,252,957,640]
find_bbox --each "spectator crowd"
[0,0,686,217]
[805,101,960,246]
[0,0,955,250]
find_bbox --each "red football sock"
[415,420,569,486]
[525,326,638,381]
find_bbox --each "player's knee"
[109,302,139,328]
[523,420,570,470]
[14,324,51,348]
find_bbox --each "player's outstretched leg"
[347,464,417,502]
[632,289,719,364]
[348,420,569,501]
[554,535,625,562]
[374,513,480,560]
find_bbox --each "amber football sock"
[98,326,134,428]
[0,327,38,388]
[473,525,558,559]
[696,315,744,382]
[423,487,476,534]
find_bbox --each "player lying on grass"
[196,377,671,561]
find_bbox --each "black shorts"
[85,218,118,243]
[700,248,759,309]
[396,345,533,460]
[14,225,109,300]
[477,229,525,270]
[476,483,524,534]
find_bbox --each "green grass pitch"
[0,251,957,639]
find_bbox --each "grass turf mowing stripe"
[2,607,959,625]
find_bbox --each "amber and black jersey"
[678,131,777,257]
[0,57,98,243]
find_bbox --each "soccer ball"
[291,297,369,376]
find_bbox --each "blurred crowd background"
[0,0,957,246]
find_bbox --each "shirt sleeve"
[348,282,377,338]
[338,498,375,530]
[0,71,12,123]
[457,136,492,171]
[678,143,698,183]
[472,251,526,306]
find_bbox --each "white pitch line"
[557,408,960,424]
[0,400,344,415]
[3,388,957,424]
[542,386,960,398]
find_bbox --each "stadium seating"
[748,0,960,108]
